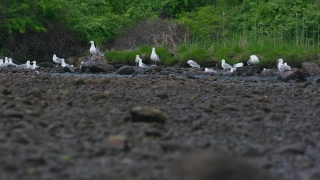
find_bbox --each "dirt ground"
[0,67,320,180]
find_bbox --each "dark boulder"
[117,65,135,75]
[81,58,116,73]
[278,69,306,82]
[37,62,56,68]
[301,62,320,76]
[236,66,259,75]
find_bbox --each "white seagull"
[89,40,104,59]
[205,68,216,73]
[150,47,160,66]
[53,54,62,67]
[277,58,291,71]
[135,55,142,66]
[221,59,232,69]
[233,62,244,68]
[187,60,200,68]
[18,60,32,69]
[0,59,4,67]
[8,58,18,67]
[32,61,39,69]
[247,55,259,66]
[138,58,148,69]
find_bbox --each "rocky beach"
[0,65,320,180]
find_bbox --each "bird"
[247,55,259,66]
[80,62,84,69]
[221,59,232,69]
[8,58,18,67]
[277,58,291,71]
[88,40,104,60]
[233,62,244,68]
[138,58,148,69]
[53,54,62,67]
[187,60,200,68]
[32,61,39,69]
[0,59,3,67]
[135,55,142,66]
[205,68,216,73]
[18,60,32,69]
[150,47,160,66]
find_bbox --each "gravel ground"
[0,67,320,180]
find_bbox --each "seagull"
[247,55,259,66]
[205,68,216,73]
[135,55,142,66]
[0,57,9,67]
[150,47,160,66]
[32,61,39,69]
[88,40,104,59]
[18,60,32,69]
[53,54,62,67]
[0,59,3,67]
[80,62,84,69]
[221,59,232,69]
[187,60,200,68]
[8,58,18,67]
[138,58,148,69]
[277,59,291,71]
[233,62,244,68]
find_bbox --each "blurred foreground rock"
[169,151,274,180]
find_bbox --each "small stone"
[74,78,86,85]
[130,106,167,124]
[2,109,24,118]
[25,89,42,99]
[156,93,168,99]
[257,96,270,102]
[100,79,110,84]
[278,143,305,154]
[107,135,129,150]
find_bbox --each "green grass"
[105,34,320,68]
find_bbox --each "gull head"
[88,40,94,44]
[136,55,139,58]
[152,47,155,51]
[222,59,226,63]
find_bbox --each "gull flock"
[1,40,293,74]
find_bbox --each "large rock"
[37,62,56,68]
[236,66,259,75]
[301,62,320,76]
[278,69,306,82]
[117,65,135,75]
[130,106,167,123]
[132,66,147,74]
[81,58,116,73]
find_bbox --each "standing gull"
[53,54,62,67]
[150,47,160,66]
[221,59,232,69]
[187,60,200,68]
[88,40,104,60]
[135,55,142,66]
[247,55,259,66]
